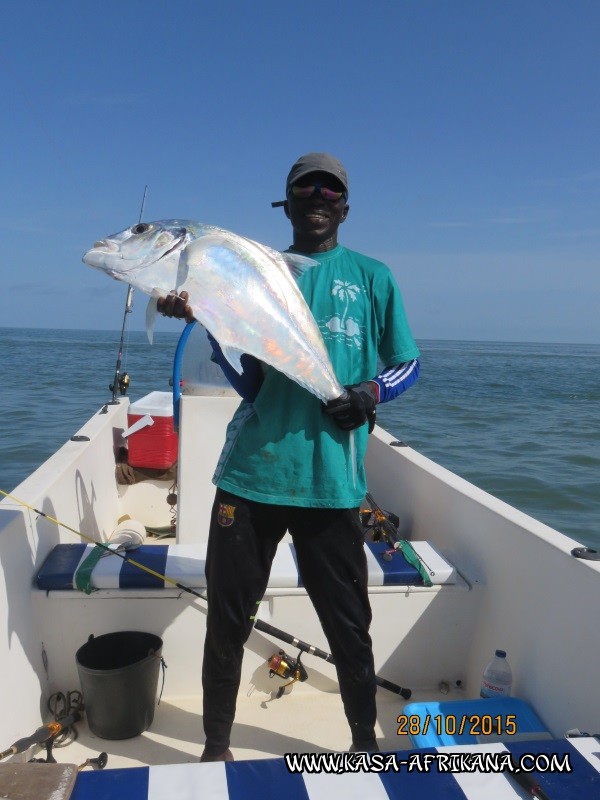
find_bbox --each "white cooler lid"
[128,391,174,418]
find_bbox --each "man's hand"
[157,290,195,323]
[324,382,377,433]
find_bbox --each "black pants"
[202,488,377,754]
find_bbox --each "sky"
[1,0,599,344]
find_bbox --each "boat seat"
[35,540,456,592]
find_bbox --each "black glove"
[324,382,377,433]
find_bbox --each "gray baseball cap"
[272,152,349,207]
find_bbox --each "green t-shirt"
[212,245,420,508]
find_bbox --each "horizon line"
[1,324,599,348]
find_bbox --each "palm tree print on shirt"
[323,280,363,348]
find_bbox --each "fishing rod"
[510,769,552,800]
[365,492,434,586]
[109,185,148,404]
[0,488,411,700]
[260,622,411,698]
[0,712,81,762]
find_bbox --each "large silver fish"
[83,219,345,403]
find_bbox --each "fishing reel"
[360,494,403,562]
[268,650,308,698]
[109,372,130,396]
[360,505,400,546]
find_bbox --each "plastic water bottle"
[480,649,512,698]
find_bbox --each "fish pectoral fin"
[221,345,245,375]
[280,253,319,281]
[145,291,161,345]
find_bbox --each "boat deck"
[53,687,440,769]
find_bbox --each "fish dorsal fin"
[250,238,319,281]
[280,252,319,281]
[243,239,319,281]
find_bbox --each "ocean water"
[1,328,598,549]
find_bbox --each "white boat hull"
[1,389,599,778]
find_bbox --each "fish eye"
[131,223,151,235]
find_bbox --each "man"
[159,153,420,760]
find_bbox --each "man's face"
[285,170,349,252]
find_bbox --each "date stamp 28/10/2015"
[397,713,518,739]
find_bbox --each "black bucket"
[76,631,163,740]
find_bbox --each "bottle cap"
[495,649,507,658]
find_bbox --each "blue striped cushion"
[71,738,600,800]
[36,541,455,592]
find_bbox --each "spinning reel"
[267,650,308,699]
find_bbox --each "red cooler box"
[125,391,178,469]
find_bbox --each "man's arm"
[325,359,420,432]
[370,359,420,403]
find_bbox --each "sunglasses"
[289,182,347,202]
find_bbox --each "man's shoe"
[349,741,380,753]
[199,748,234,763]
